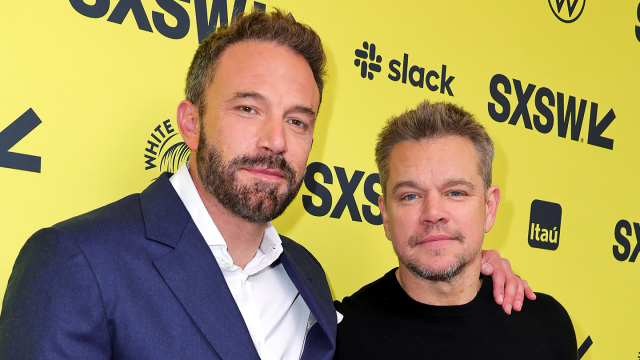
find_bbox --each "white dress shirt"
[170,163,310,360]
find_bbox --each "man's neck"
[396,256,483,306]
[188,165,266,269]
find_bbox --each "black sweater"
[334,268,577,360]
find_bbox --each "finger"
[491,269,506,306]
[512,278,525,312]
[481,262,493,275]
[523,279,536,301]
[500,259,518,315]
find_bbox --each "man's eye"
[448,191,464,197]
[288,119,307,128]
[238,106,256,113]
[403,194,417,201]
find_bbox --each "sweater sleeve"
[0,227,112,359]
[558,300,579,360]
[537,292,578,360]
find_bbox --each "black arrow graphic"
[0,109,42,173]
[578,336,592,359]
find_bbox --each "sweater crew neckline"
[385,267,493,318]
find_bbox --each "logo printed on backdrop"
[488,74,616,150]
[143,119,190,178]
[302,162,382,225]
[70,0,267,43]
[636,2,640,42]
[577,336,593,359]
[354,42,382,80]
[548,0,586,23]
[0,109,42,173]
[353,41,456,96]
[613,219,640,262]
[528,200,562,250]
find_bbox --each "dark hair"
[185,8,327,120]
[375,100,495,197]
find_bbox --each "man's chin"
[238,175,287,193]
[233,190,296,223]
[401,255,469,283]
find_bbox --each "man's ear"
[379,195,391,241]
[484,185,501,233]
[177,100,199,151]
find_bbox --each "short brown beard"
[396,224,474,283]
[195,131,305,224]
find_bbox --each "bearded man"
[1,9,529,360]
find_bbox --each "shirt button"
[224,261,232,269]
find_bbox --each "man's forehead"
[390,137,476,162]
[388,137,482,184]
[215,41,313,81]
[208,41,319,110]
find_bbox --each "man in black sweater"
[334,100,577,360]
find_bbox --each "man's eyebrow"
[391,180,419,195]
[229,91,267,102]
[443,178,476,191]
[291,105,316,118]
[229,92,316,117]
[390,178,476,196]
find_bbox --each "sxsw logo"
[488,74,616,150]
[548,0,586,23]
[613,220,640,262]
[70,0,267,43]
[302,162,382,225]
[353,41,455,96]
[528,200,562,251]
[0,109,42,173]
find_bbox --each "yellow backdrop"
[2,1,638,358]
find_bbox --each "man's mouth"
[242,167,285,180]
[414,234,458,247]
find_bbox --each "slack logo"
[528,200,562,251]
[353,41,456,96]
[354,42,382,80]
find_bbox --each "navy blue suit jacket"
[0,173,337,359]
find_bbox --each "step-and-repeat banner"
[1,1,638,358]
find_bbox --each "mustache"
[229,153,297,181]
[408,223,465,248]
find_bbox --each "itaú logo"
[548,0,586,23]
[528,200,562,251]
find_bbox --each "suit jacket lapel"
[141,173,260,360]
[279,237,336,359]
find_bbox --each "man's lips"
[242,167,285,180]
[416,234,457,246]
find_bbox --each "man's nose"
[257,115,287,154]
[420,194,449,225]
